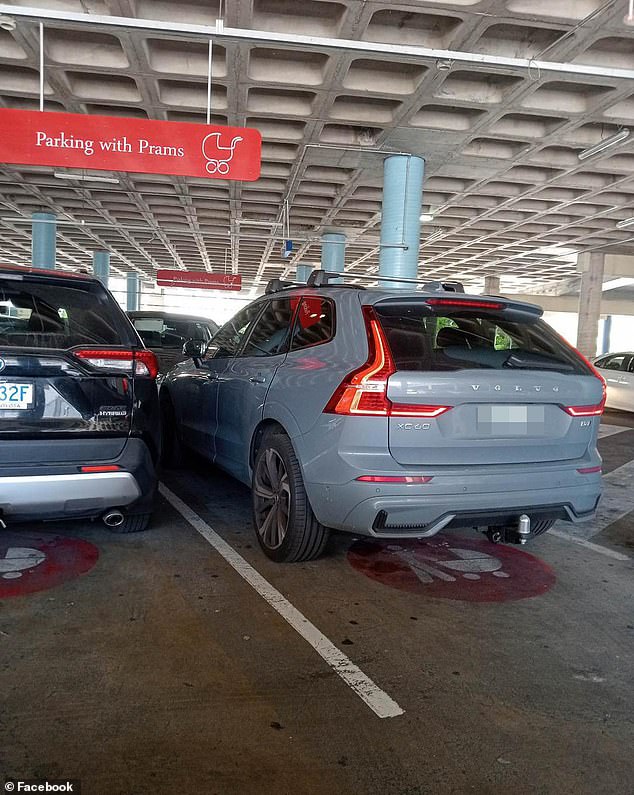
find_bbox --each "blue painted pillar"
[126,273,140,311]
[31,211,56,269]
[601,315,612,355]
[378,155,425,289]
[92,250,110,287]
[296,264,313,283]
[321,232,346,281]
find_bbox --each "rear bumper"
[0,438,156,523]
[0,472,141,517]
[306,472,602,538]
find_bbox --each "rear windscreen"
[131,316,214,348]
[374,303,589,375]
[0,279,123,349]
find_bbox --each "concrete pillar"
[126,273,140,311]
[31,211,56,269]
[321,232,345,282]
[296,264,313,283]
[601,315,612,355]
[92,250,110,287]
[576,252,604,358]
[378,154,425,289]
[484,275,500,295]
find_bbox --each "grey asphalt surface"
[1,416,633,795]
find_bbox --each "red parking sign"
[0,109,261,181]
[348,534,556,602]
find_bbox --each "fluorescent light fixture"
[577,129,631,161]
[0,15,16,31]
[53,172,120,184]
[419,213,434,223]
[616,217,634,229]
[602,277,634,291]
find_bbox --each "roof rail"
[305,269,366,289]
[264,278,300,295]
[306,270,465,292]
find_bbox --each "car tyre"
[160,393,185,469]
[108,512,152,533]
[252,433,329,562]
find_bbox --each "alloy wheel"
[253,448,291,549]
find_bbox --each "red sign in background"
[348,534,556,603]
[0,109,261,181]
[156,269,242,291]
[0,532,99,598]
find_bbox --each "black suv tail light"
[74,349,159,379]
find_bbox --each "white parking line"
[549,529,630,561]
[159,483,404,720]
[547,458,634,561]
[598,424,632,439]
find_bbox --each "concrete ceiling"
[0,0,633,296]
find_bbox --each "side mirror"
[183,338,206,360]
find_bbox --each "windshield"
[374,304,589,375]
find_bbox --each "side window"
[206,304,261,359]
[241,298,294,357]
[628,357,634,374]
[290,296,335,351]
[600,354,626,371]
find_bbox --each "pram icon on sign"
[201,132,244,175]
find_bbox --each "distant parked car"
[594,352,634,412]
[127,311,218,378]
[160,270,605,563]
[0,264,160,532]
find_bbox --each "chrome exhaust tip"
[103,510,125,528]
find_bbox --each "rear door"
[0,273,136,463]
[374,297,604,466]
[215,296,295,482]
[595,353,631,410]
[174,303,262,459]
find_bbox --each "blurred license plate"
[477,404,545,435]
[0,382,34,409]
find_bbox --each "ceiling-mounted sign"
[0,109,261,181]
[156,269,242,291]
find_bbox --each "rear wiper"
[503,352,574,372]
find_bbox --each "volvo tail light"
[324,306,452,418]
[74,349,159,379]
[562,402,605,417]
[555,335,607,417]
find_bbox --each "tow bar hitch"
[486,514,531,545]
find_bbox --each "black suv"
[0,265,160,532]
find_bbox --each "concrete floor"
[1,415,633,795]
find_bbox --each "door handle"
[204,372,219,381]
[249,376,266,384]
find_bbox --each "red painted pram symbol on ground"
[348,534,555,602]
[201,132,244,175]
[0,532,99,598]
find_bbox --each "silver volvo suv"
[161,272,605,562]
